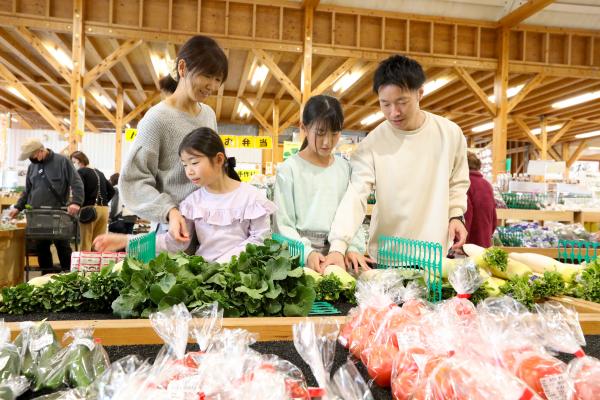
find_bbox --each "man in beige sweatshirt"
[325,55,470,271]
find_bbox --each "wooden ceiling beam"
[514,80,599,114]
[548,120,575,147]
[0,63,66,134]
[512,116,561,160]
[311,58,357,97]
[507,73,545,112]
[454,67,497,116]
[140,42,161,90]
[123,91,161,126]
[215,49,229,121]
[231,51,255,122]
[337,62,378,100]
[83,39,142,88]
[240,97,273,134]
[567,140,590,167]
[498,0,556,29]
[252,48,301,104]
[251,53,282,120]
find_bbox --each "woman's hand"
[322,251,346,270]
[307,251,326,273]
[345,252,374,275]
[168,208,190,242]
[93,234,128,251]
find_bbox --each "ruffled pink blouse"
[156,183,276,262]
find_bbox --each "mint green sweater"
[273,154,366,262]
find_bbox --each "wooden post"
[492,28,510,179]
[272,99,280,168]
[541,116,548,160]
[563,143,570,179]
[114,87,124,172]
[69,0,84,153]
[0,113,8,170]
[301,5,314,105]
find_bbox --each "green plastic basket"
[377,236,443,302]
[501,192,545,209]
[496,227,524,247]
[272,233,305,267]
[127,231,156,263]
[558,239,600,264]
[309,301,341,315]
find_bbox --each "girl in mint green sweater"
[273,95,370,274]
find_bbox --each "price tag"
[125,128,138,142]
[540,373,567,400]
[30,334,54,352]
[73,338,95,351]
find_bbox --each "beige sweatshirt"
[328,111,470,257]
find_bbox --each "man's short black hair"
[373,55,426,94]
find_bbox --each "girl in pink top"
[94,128,276,263]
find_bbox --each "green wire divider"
[272,233,305,267]
[309,301,341,315]
[127,231,156,263]
[377,236,443,303]
[496,227,524,247]
[558,239,600,264]
[501,192,551,210]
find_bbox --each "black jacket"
[77,167,115,207]
[15,150,85,210]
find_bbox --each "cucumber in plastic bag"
[0,323,20,382]
[14,321,61,383]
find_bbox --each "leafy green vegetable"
[112,240,316,318]
[500,271,566,310]
[570,259,600,303]
[314,275,357,304]
[483,247,508,272]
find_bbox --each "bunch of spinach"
[111,240,316,318]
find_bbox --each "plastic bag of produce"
[567,354,600,400]
[330,360,374,400]
[189,301,223,354]
[0,376,30,399]
[14,321,61,386]
[436,260,482,325]
[34,328,109,392]
[0,322,21,384]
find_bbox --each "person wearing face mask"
[119,35,228,243]
[323,55,470,267]
[9,139,84,271]
[70,151,115,251]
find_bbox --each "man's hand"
[448,218,468,251]
[67,204,80,216]
[168,208,190,242]
[8,208,19,219]
[322,251,346,270]
[307,251,326,273]
[345,252,374,275]
[93,234,128,251]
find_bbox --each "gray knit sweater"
[120,101,218,223]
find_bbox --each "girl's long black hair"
[299,95,344,151]
[178,127,241,181]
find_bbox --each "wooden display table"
[0,228,24,287]
[7,315,348,345]
[499,246,559,258]
[575,211,600,224]
[550,296,600,314]
[496,209,576,225]
[0,195,20,210]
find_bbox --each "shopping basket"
[272,233,305,267]
[127,231,156,263]
[558,239,600,264]
[377,236,443,302]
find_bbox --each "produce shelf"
[496,209,576,224]
[550,296,600,314]
[498,246,559,258]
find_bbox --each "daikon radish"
[489,258,532,280]
[484,276,506,296]
[463,244,486,259]
[442,258,457,279]
[508,252,581,282]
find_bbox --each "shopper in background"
[120,35,228,244]
[273,95,370,274]
[464,152,496,247]
[71,151,115,251]
[325,55,470,267]
[108,173,137,235]
[9,139,84,271]
[94,128,276,263]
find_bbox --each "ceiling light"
[126,123,131,129]
[471,121,494,133]
[531,124,563,135]
[150,53,172,78]
[63,117,70,125]
[10,117,18,123]
[575,130,600,139]
[7,87,26,101]
[423,77,452,96]
[360,111,384,126]
[488,84,524,102]
[250,64,269,86]
[43,43,73,70]
[333,71,360,93]
[587,146,600,151]
[237,103,250,118]
[552,91,600,109]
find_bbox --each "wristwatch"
[449,215,465,226]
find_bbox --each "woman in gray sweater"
[120,35,228,243]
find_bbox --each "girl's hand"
[168,208,190,242]
[307,251,326,273]
[345,252,374,275]
[322,251,346,270]
[93,234,128,251]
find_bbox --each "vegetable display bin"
[0,228,24,287]
[127,231,156,263]
[376,236,443,302]
[272,233,305,267]
[558,239,600,264]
